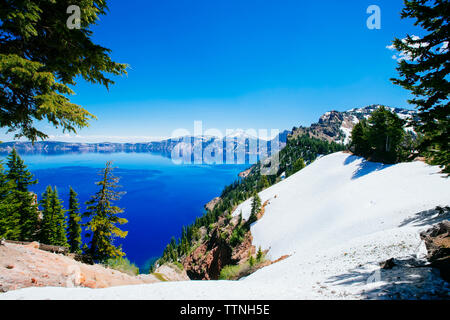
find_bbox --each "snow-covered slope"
[2,152,449,300]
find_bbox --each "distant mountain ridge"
[0,105,416,155]
[0,132,290,161]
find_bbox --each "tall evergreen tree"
[0,162,21,240]
[367,106,405,163]
[39,186,68,246]
[390,0,449,174]
[287,157,306,177]
[6,149,39,240]
[67,187,82,253]
[248,192,262,224]
[350,119,370,157]
[6,148,37,192]
[51,187,68,247]
[258,175,270,190]
[39,186,55,244]
[84,161,128,262]
[350,107,406,163]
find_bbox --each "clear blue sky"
[2,0,424,142]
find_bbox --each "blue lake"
[2,152,249,271]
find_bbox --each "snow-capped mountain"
[292,105,418,145]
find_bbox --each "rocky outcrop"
[290,105,418,144]
[183,228,234,280]
[153,263,190,281]
[0,241,169,292]
[182,199,274,280]
[420,221,450,282]
[231,231,255,263]
[204,197,221,212]
[238,168,252,178]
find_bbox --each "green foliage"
[279,135,345,177]
[350,107,411,163]
[367,106,406,163]
[84,161,128,262]
[248,192,261,225]
[6,149,37,192]
[287,157,305,177]
[39,186,68,247]
[0,162,21,240]
[0,0,127,141]
[104,257,139,276]
[248,255,255,267]
[229,224,247,247]
[5,149,39,240]
[219,252,266,280]
[172,261,184,272]
[256,246,264,263]
[39,186,54,243]
[152,272,168,282]
[219,264,242,280]
[350,120,370,156]
[67,187,82,253]
[257,175,270,190]
[390,0,449,174]
[52,187,68,247]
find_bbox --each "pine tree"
[350,107,406,163]
[256,246,264,263]
[6,149,37,192]
[67,187,82,253]
[248,192,262,225]
[258,175,270,190]
[39,186,68,247]
[84,161,128,262]
[248,255,255,267]
[288,157,306,177]
[350,119,369,157]
[0,162,21,240]
[390,0,449,174]
[169,237,178,261]
[6,149,39,240]
[367,106,405,163]
[39,186,55,244]
[51,187,68,247]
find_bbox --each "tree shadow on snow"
[343,155,392,180]
[398,206,450,228]
[343,155,359,166]
[324,258,450,300]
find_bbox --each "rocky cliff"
[180,200,276,280]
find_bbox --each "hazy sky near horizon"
[1,0,424,143]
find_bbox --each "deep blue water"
[3,152,249,271]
